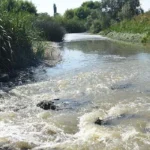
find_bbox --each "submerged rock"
[37,101,57,110]
[95,118,103,125]
[111,83,132,90]
[54,98,60,101]
[95,114,137,126]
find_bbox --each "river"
[0,33,150,150]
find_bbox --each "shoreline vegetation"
[100,31,147,44]
[51,0,149,44]
[0,0,64,82]
[99,11,150,44]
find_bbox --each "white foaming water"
[1,34,150,150]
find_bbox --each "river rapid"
[1,33,150,150]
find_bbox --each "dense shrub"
[0,11,37,70]
[90,20,102,33]
[35,19,65,42]
[0,0,37,14]
[64,19,86,33]
[0,0,66,72]
[0,19,12,71]
[109,11,150,34]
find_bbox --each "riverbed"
[0,33,150,150]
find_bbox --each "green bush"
[0,11,37,70]
[141,32,150,43]
[64,19,86,33]
[0,0,66,72]
[35,19,65,42]
[90,19,102,33]
[0,0,40,71]
[0,19,12,72]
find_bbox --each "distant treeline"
[53,0,144,33]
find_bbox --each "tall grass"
[0,0,65,72]
[109,11,150,34]
[0,11,37,71]
[0,19,12,72]
[108,11,150,43]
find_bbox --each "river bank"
[100,31,149,44]
[0,42,61,90]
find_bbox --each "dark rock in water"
[0,74,9,82]
[37,101,57,110]
[54,98,60,101]
[95,113,138,126]
[95,118,103,125]
[111,83,132,90]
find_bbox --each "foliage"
[109,11,150,34]
[55,1,101,33]
[0,19,12,71]
[0,0,65,72]
[0,0,38,71]
[82,1,101,9]
[90,19,101,33]
[64,9,75,19]
[59,0,143,34]
[83,0,143,33]
[0,0,37,14]
[64,19,86,33]
[35,19,65,42]
[0,11,37,70]
[35,13,65,42]
[53,4,57,16]
[75,7,91,19]
[53,13,86,33]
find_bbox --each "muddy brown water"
[0,33,150,150]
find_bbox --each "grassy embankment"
[101,11,150,44]
[0,0,65,75]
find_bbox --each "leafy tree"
[82,1,101,9]
[128,0,142,16]
[101,0,141,20]
[0,0,37,14]
[85,15,93,30]
[118,2,132,20]
[64,19,86,33]
[75,7,90,19]
[37,13,51,21]
[90,10,100,19]
[100,12,111,29]
[64,9,74,19]
[53,4,57,16]
[90,19,101,33]
[19,0,37,14]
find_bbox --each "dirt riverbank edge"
[0,42,62,87]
